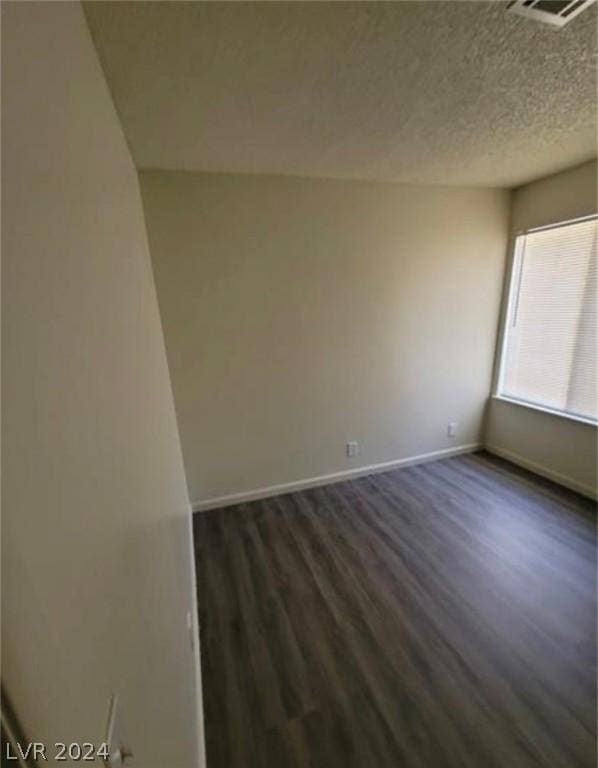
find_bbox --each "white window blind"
[498,215,597,423]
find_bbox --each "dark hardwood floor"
[193,451,596,768]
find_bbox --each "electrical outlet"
[447,422,458,438]
[346,441,359,458]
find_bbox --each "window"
[497,214,597,424]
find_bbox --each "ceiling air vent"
[506,0,597,27]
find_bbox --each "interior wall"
[485,160,598,498]
[140,171,510,505]
[2,4,203,766]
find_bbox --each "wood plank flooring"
[193,451,596,768]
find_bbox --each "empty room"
[2,1,596,767]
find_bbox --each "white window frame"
[493,213,598,427]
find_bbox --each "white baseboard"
[484,444,597,500]
[192,443,481,512]
[184,507,207,768]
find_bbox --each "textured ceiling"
[84,1,597,187]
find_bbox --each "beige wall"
[2,4,203,766]
[485,160,597,497]
[140,171,510,505]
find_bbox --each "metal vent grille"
[506,0,597,27]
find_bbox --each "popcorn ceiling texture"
[84,1,596,187]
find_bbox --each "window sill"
[492,395,597,427]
